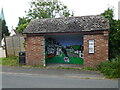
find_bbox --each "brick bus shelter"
[23,15,109,67]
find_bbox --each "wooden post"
[3,34,7,57]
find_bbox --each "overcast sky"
[0,0,119,31]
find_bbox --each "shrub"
[97,57,120,78]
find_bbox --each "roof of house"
[23,15,109,34]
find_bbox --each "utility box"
[19,51,26,65]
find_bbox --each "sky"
[0,0,119,31]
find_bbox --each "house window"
[89,40,94,53]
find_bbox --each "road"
[2,71,118,88]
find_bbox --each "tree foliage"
[17,17,30,33]
[17,17,30,26]
[112,20,120,57]
[17,0,74,33]
[2,20,9,38]
[26,0,74,19]
[101,8,120,59]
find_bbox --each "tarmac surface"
[1,66,119,88]
[1,66,108,80]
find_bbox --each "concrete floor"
[46,63,84,68]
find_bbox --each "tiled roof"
[23,15,109,34]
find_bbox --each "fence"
[5,35,25,56]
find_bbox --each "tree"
[17,23,28,33]
[17,17,30,33]
[17,0,74,33]
[26,0,74,19]
[2,20,9,38]
[101,8,120,59]
[17,17,30,26]
[0,19,2,45]
[112,20,120,57]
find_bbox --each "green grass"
[56,66,82,70]
[0,56,47,68]
[0,56,19,66]
[55,66,97,72]
[82,67,98,71]
[97,57,120,78]
[32,65,46,68]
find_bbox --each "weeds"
[97,57,120,78]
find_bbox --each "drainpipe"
[43,36,46,66]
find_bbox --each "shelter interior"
[45,34,84,65]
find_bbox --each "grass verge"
[0,56,47,68]
[97,56,120,78]
[0,56,97,71]
[0,56,19,66]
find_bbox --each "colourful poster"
[45,35,84,64]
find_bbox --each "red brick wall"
[84,31,108,67]
[25,30,108,67]
[25,35,45,66]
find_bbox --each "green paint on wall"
[46,53,84,64]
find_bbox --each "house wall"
[25,35,45,65]
[84,31,108,67]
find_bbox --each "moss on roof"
[23,15,109,34]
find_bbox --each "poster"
[89,40,94,53]
[45,35,84,64]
